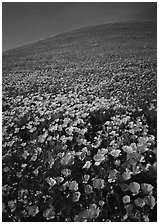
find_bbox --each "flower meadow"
[2,22,157,221]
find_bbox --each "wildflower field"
[2,22,157,221]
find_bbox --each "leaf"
[129,182,140,195]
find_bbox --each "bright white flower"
[83,161,92,169]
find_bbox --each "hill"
[2,21,157,222]
[3,21,157,107]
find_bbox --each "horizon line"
[3,19,156,53]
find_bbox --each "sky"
[2,2,157,51]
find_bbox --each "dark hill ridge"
[3,21,157,109]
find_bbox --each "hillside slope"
[3,21,157,108]
[2,22,157,222]
[3,21,156,72]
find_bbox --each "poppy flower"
[144,195,156,209]
[28,205,39,217]
[93,153,105,166]
[61,168,71,177]
[43,206,55,220]
[73,191,81,202]
[83,161,92,169]
[108,169,118,182]
[122,169,132,181]
[129,182,140,195]
[69,180,78,191]
[141,183,154,195]
[8,200,17,212]
[122,195,131,204]
[93,178,105,189]
[83,174,90,183]
[85,184,93,194]
[61,153,75,166]
[110,149,121,158]
[47,177,57,187]
[134,198,145,208]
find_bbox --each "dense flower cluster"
[2,89,156,221]
[2,22,156,222]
